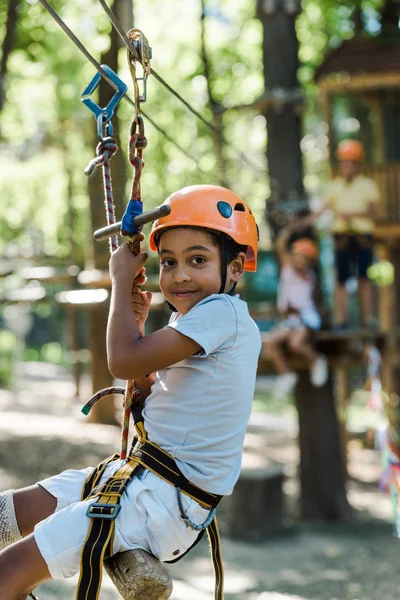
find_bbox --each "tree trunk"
[256,0,351,520]
[256,0,305,238]
[294,372,352,520]
[0,0,20,118]
[389,246,400,396]
[86,0,130,424]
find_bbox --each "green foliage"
[367,259,395,287]
[298,0,385,87]
[0,329,16,387]
[0,0,391,264]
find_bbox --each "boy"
[265,218,327,399]
[0,185,261,600]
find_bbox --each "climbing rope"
[117,41,149,458]
[80,32,150,460]
[85,136,119,253]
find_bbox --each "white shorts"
[34,459,209,579]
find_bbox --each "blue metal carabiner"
[81,65,128,140]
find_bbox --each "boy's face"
[158,228,243,315]
[339,159,359,180]
[292,252,311,272]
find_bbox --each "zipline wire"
[97,0,267,178]
[97,0,267,179]
[37,0,219,182]
[37,0,264,182]
[97,0,220,136]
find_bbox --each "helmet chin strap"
[218,241,237,295]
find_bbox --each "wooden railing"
[363,163,400,222]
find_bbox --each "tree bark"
[294,372,352,521]
[256,0,351,520]
[86,0,130,424]
[0,0,20,118]
[256,0,305,238]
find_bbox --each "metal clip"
[81,65,128,140]
[126,29,152,121]
[176,488,216,531]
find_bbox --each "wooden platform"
[258,327,395,374]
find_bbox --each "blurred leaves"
[0,0,391,261]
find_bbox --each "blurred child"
[325,139,380,328]
[265,219,328,398]
[0,185,261,600]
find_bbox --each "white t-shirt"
[277,264,316,314]
[142,294,261,496]
[324,175,380,234]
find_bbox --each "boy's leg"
[287,329,328,387]
[358,277,374,323]
[0,534,52,600]
[265,327,292,374]
[14,485,57,536]
[266,327,299,398]
[334,234,351,325]
[0,485,56,550]
[357,234,375,324]
[287,328,317,362]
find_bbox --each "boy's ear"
[229,252,246,282]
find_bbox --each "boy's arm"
[275,224,292,264]
[107,244,202,381]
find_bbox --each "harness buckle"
[86,502,121,520]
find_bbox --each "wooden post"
[294,371,352,521]
[334,364,349,471]
[227,465,285,541]
[105,549,173,600]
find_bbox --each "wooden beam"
[105,549,173,600]
[318,71,400,93]
[258,329,393,375]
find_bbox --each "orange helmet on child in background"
[291,238,319,260]
[149,185,259,272]
[336,139,364,163]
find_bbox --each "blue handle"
[121,199,143,235]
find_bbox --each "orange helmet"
[291,238,319,260]
[336,139,364,162]
[149,185,258,271]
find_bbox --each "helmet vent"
[217,201,233,218]
[234,203,246,212]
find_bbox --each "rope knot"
[85,136,118,177]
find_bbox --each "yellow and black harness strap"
[207,517,224,600]
[130,438,222,508]
[81,453,119,501]
[76,457,141,600]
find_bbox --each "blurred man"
[325,139,380,329]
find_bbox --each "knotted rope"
[85,136,119,253]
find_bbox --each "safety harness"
[77,393,224,600]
